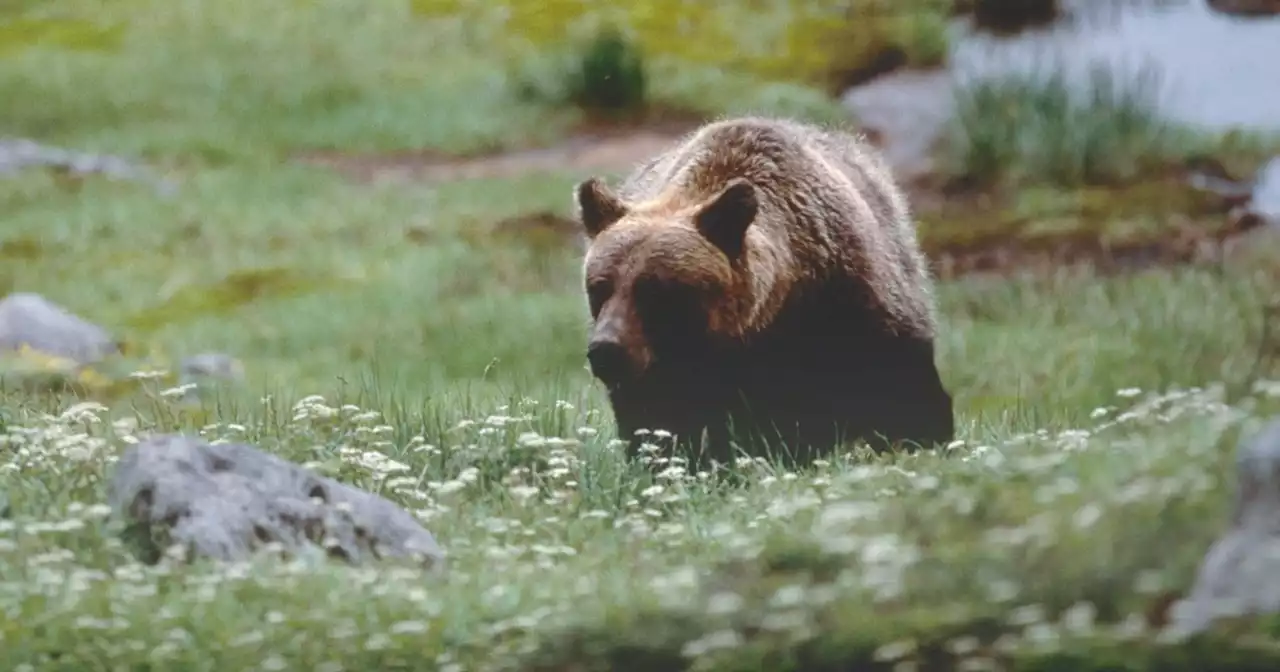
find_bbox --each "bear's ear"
[694,178,758,258]
[575,178,629,239]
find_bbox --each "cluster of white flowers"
[0,376,1274,669]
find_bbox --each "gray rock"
[107,434,446,571]
[1184,155,1280,232]
[1168,417,1280,635]
[1184,166,1254,207]
[179,352,245,381]
[0,292,119,363]
[0,137,177,196]
[841,70,955,183]
[175,352,245,402]
[1251,156,1280,228]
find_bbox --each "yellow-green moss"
[0,237,47,262]
[124,267,345,334]
[0,17,122,55]
[0,342,183,403]
[411,0,953,88]
[919,177,1227,251]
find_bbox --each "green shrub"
[566,27,649,115]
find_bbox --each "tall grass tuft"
[943,61,1175,189]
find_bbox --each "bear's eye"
[586,280,613,318]
[633,276,705,334]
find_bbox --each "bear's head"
[573,175,760,393]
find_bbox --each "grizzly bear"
[573,116,954,470]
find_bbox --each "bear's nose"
[587,339,632,386]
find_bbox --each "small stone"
[179,352,244,381]
[106,434,446,571]
[171,353,246,403]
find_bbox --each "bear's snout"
[586,338,634,387]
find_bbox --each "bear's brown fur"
[574,115,953,469]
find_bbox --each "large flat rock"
[107,434,446,570]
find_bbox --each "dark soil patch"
[915,167,1274,280]
[925,212,1270,280]
[829,46,911,91]
[972,0,1062,34]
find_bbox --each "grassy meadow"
[3,0,1280,669]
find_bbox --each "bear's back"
[615,117,906,235]
[615,117,827,205]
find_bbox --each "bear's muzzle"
[586,338,634,388]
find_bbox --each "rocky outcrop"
[107,434,446,570]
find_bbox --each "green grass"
[5,0,1280,669]
[0,0,847,163]
[2,293,1280,669]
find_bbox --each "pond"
[842,0,1280,179]
[950,0,1280,132]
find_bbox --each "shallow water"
[949,0,1280,132]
